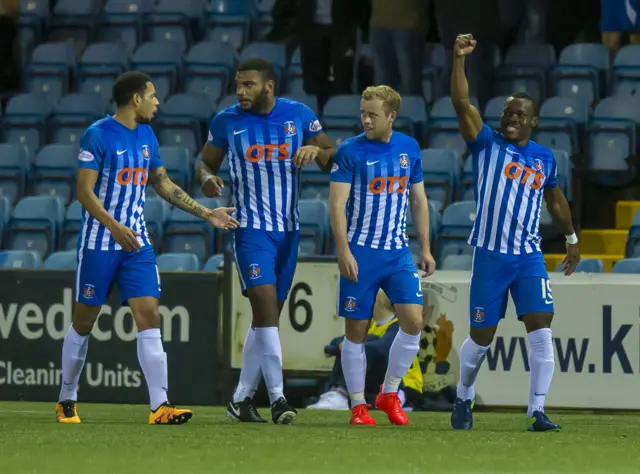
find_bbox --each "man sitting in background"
[308,290,430,411]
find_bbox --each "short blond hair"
[361,85,402,115]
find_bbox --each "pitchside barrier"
[2,255,640,410]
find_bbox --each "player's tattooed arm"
[451,34,484,142]
[149,166,207,218]
[305,133,336,172]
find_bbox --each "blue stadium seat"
[61,199,83,250]
[131,40,185,101]
[625,209,640,257]
[554,258,604,273]
[458,157,474,201]
[0,250,41,269]
[552,149,572,200]
[284,47,304,95]
[483,96,509,129]
[203,253,224,271]
[47,0,101,57]
[428,96,480,157]
[551,43,609,106]
[162,197,219,261]
[49,93,106,145]
[1,92,52,155]
[78,42,129,102]
[0,143,29,204]
[240,42,287,91]
[321,95,362,147]
[421,148,462,210]
[612,258,640,274]
[19,0,50,50]
[435,200,476,264]
[144,0,202,51]
[298,199,329,255]
[184,41,237,107]
[422,43,445,105]
[407,199,441,260]
[97,0,155,56]
[156,93,214,156]
[394,96,427,145]
[0,196,12,249]
[283,93,319,116]
[299,183,329,201]
[43,250,77,270]
[7,196,64,258]
[217,94,239,111]
[156,252,201,271]
[496,44,556,103]
[535,96,589,155]
[143,197,170,252]
[441,254,473,271]
[158,146,191,188]
[26,42,76,106]
[205,0,257,51]
[588,97,640,172]
[612,45,640,99]
[33,144,78,205]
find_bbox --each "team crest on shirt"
[399,153,409,169]
[284,121,297,137]
[141,145,150,160]
[248,263,262,280]
[473,307,485,323]
[344,296,357,312]
[534,158,544,172]
[82,284,95,300]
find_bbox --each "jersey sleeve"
[466,124,495,156]
[329,142,354,183]
[409,140,424,184]
[545,151,558,189]
[300,103,324,142]
[149,132,164,170]
[77,127,104,171]
[207,111,229,149]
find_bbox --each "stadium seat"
[321,95,362,147]
[552,149,572,199]
[7,196,64,258]
[61,199,83,250]
[283,93,319,116]
[588,96,640,172]
[428,96,480,157]
[496,44,556,103]
[205,0,257,51]
[217,94,239,111]
[0,196,12,249]
[422,43,446,105]
[162,197,219,261]
[184,41,237,107]
[394,96,427,145]
[0,143,28,205]
[554,258,604,273]
[458,157,474,201]
[483,96,509,129]
[144,0,203,52]
[143,197,171,252]
[156,93,214,156]
[535,96,589,155]
[612,45,640,98]
[156,252,201,271]
[435,200,476,264]
[43,250,77,270]
[97,0,155,56]
[240,42,287,91]
[49,93,107,145]
[203,253,224,271]
[298,199,329,255]
[551,43,609,106]
[32,144,78,204]
[78,42,129,102]
[442,254,473,271]
[299,183,329,200]
[47,0,101,56]
[19,0,50,50]
[407,199,441,261]
[1,92,52,155]
[625,209,640,257]
[284,47,304,95]
[0,250,41,269]
[26,42,76,106]
[158,146,191,188]
[611,258,640,274]
[131,40,185,101]
[421,148,462,210]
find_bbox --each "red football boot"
[375,387,409,425]
[350,403,376,425]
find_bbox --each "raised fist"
[454,34,477,57]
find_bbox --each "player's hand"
[201,175,224,198]
[562,242,581,276]
[454,34,477,57]
[206,207,240,230]
[338,251,358,282]
[418,251,436,277]
[110,223,141,252]
[293,145,321,168]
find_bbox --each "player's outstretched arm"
[150,166,239,230]
[544,186,580,276]
[294,133,336,172]
[329,181,358,282]
[409,183,436,276]
[196,143,227,198]
[451,34,484,142]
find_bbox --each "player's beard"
[249,86,270,113]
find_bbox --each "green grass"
[1,402,639,474]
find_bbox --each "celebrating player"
[196,58,335,424]
[329,85,436,426]
[55,72,239,425]
[449,34,580,432]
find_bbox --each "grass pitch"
[1,402,639,474]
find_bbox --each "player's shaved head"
[507,91,538,117]
[113,71,152,107]
[501,91,538,146]
[362,85,402,116]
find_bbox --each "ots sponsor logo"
[245,143,291,163]
[117,167,148,186]
[503,162,545,190]
[368,176,409,195]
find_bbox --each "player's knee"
[247,285,279,326]
[395,304,423,335]
[72,304,100,336]
[344,319,369,343]
[522,312,553,333]
[469,326,497,347]
[128,297,161,331]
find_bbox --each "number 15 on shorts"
[541,278,553,305]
